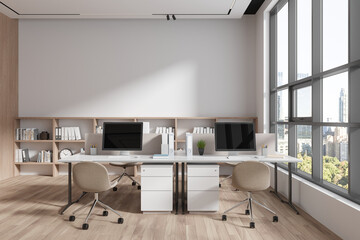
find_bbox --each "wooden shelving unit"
[14,116,258,177]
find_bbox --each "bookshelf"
[14,116,258,177]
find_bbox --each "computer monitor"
[215,122,256,151]
[102,122,143,152]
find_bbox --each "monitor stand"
[120,151,130,156]
[228,152,240,157]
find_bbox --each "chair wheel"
[82,223,89,230]
[113,187,118,191]
[273,216,278,222]
[245,209,250,215]
[219,183,221,188]
[222,215,227,221]
[69,215,75,222]
[132,181,136,186]
[250,222,255,228]
[137,185,141,190]
[103,211,108,216]
[118,218,124,224]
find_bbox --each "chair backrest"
[73,162,111,193]
[232,161,270,192]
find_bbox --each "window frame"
[270,0,360,204]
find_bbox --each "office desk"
[59,154,301,215]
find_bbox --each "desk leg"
[175,163,179,215]
[60,162,73,215]
[270,162,284,202]
[282,163,300,215]
[182,162,185,214]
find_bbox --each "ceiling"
[0,0,262,19]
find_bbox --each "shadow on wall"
[19,20,256,117]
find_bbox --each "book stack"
[152,154,169,159]
[37,150,52,163]
[155,127,174,134]
[15,149,30,162]
[15,128,39,140]
[55,127,82,140]
[192,127,214,134]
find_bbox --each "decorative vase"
[198,148,204,156]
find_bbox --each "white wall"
[269,165,360,240]
[19,19,256,118]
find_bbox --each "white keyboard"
[107,156,132,159]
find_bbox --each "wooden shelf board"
[16,117,54,120]
[55,140,85,143]
[176,139,186,142]
[15,162,53,165]
[15,140,53,143]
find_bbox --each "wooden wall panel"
[0,13,18,180]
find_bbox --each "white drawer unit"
[141,191,173,212]
[187,164,219,212]
[188,165,219,177]
[141,164,173,212]
[187,177,219,191]
[188,191,219,212]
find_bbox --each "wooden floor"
[0,176,340,240]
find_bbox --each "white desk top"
[59,153,301,164]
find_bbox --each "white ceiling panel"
[0,0,252,19]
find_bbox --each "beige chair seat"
[109,162,142,167]
[222,161,278,229]
[109,162,142,190]
[70,162,125,230]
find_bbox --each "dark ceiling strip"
[244,0,265,15]
[153,0,236,16]
[0,1,19,15]
[0,1,80,15]
[21,14,80,16]
[152,14,228,16]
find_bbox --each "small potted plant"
[197,140,206,156]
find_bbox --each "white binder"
[186,133,193,157]
[168,132,174,157]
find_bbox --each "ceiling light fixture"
[172,15,176,20]
[166,14,170,20]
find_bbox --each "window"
[277,3,288,86]
[323,0,348,71]
[270,0,359,203]
[277,124,288,155]
[323,72,348,123]
[293,86,312,118]
[277,89,288,122]
[297,0,312,80]
[297,125,312,174]
[322,127,348,189]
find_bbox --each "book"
[22,149,30,162]
[75,127,82,140]
[15,128,39,140]
[153,154,169,159]
[143,122,150,134]
[168,132,174,157]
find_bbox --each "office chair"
[109,162,142,191]
[219,162,237,188]
[69,162,124,230]
[221,161,278,228]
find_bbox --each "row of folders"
[15,149,52,163]
[16,128,39,140]
[55,127,82,140]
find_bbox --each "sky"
[277,0,348,122]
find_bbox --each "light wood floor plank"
[0,176,340,240]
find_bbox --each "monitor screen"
[102,122,143,151]
[215,122,256,151]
